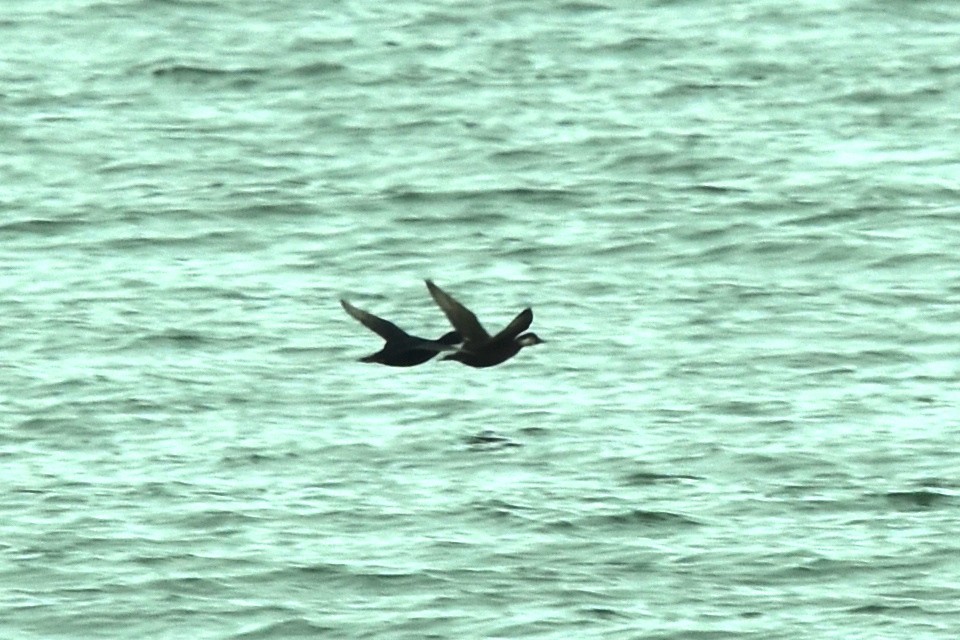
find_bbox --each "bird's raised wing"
[489,308,533,345]
[340,299,408,341]
[425,280,490,344]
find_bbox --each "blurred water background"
[2,1,960,638]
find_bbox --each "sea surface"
[2,1,960,638]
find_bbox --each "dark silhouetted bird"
[340,299,461,366]
[425,280,543,368]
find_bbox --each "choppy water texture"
[3,1,960,638]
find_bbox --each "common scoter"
[425,280,543,368]
[340,299,461,367]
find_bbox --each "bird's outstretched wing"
[489,308,533,344]
[340,299,409,341]
[425,280,490,344]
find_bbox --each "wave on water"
[150,64,270,88]
[881,489,957,511]
[590,509,703,528]
[229,618,338,640]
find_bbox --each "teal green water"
[3,1,960,638]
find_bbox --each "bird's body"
[340,299,461,367]
[425,280,543,368]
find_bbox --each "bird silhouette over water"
[340,299,461,367]
[425,280,543,368]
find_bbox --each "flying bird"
[425,280,543,368]
[340,298,461,366]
